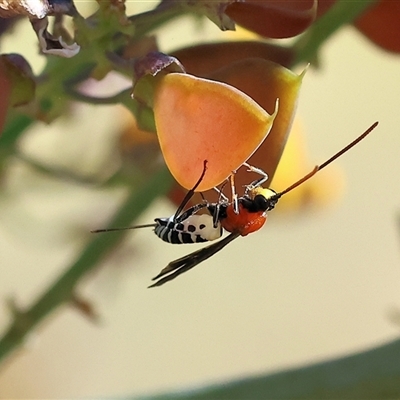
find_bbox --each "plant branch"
[65,86,132,105]
[292,0,378,66]
[129,3,183,38]
[0,113,34,149]
[0,166,174,363]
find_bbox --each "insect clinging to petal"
[92,122,378,288]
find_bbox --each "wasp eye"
[254,194,277,212]
[253,194,268,211]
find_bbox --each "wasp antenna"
[277,166,319,197]
[173,160,208,221]
[318,121,378,171]
[277,121,378,197]
[91,223,157,233]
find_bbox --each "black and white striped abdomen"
[154,214,222,244]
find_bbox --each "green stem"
[0,113,34,148]
[65,86,132,105]
[0,166,173,362]
[14,151,106,185]
[129,3,183,38]
[292,0,378,66]
[0,113,35,174]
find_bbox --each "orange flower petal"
[354,0,400,53]
[0,54,35,107]
[172,41,295,76]
[317,0,400,53]
[0,61,11,135]
[226,0,317,39]
[208,58,304,187]
[153,72,278,191]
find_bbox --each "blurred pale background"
[0,4,400,398]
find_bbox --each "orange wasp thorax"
[221,204,267,236]
[219,187,279,236]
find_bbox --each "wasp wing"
[149,232,241,287]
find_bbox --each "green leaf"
[138,338,400,399]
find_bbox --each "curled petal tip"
[300,64,310,79]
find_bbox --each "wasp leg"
[212,186,229,203]
[209,181,228,228]
[243,162,269,195]
[175,202,209,224]
[149,232,240,287]
[229,173,239,214]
